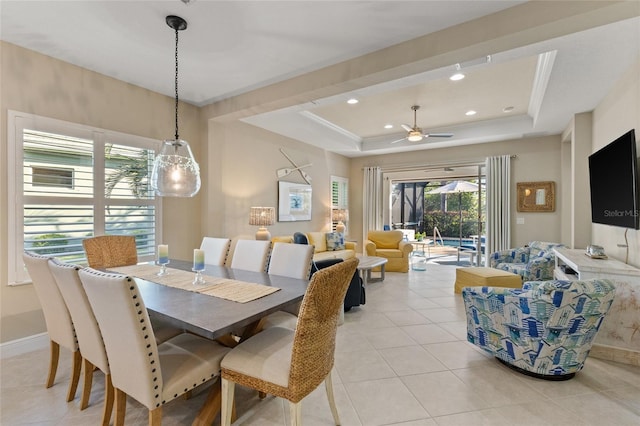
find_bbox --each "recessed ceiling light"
[465,110,477,116]
[450,73,465,81]
[347,98,359,104]
[503,106,514,113]
[384,124,393,129]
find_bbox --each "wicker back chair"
[221,257,359,426]
[82,235,138,269]
[22,251,81,403]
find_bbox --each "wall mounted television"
[588,129,639,229]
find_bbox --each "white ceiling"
[2,1,639,158]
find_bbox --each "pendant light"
[151,15,201,197]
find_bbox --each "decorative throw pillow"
[325,232,345,251]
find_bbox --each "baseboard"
[0,333,48,359]
[590,343,640,366]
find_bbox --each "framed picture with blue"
[278,181,312,221]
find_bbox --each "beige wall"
[205,119,350,240]
[0,42,203,342]
[592,59,640,268]
[349,136,563,249]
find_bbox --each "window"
[8,111,161,285]
[31,167,74,189]
[331,176,348,231]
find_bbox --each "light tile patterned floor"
[2,264,640,425]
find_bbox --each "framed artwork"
[278,181,312,221]
[517,181,555,212]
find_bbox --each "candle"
[193,249,205,271]
[158,244,169,264]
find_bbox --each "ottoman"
[454,267,522,294]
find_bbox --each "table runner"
[109,264,280,303]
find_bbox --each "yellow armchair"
[365,230,413,272]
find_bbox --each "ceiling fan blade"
[400,124,413,132]
[425,133,454,138]
[390,137,407,144]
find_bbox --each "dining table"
[109,259,310,425]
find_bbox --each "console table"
[554,247,640,366]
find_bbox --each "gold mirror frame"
[517,181,555,212]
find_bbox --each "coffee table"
[356,255,388,285]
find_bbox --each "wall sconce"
[332,209,349,234]
[249,207,275,240]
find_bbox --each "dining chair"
[78,267,231,426]
[82,233,182,343]
[48,259,113,425]
[229,239,271,272]
[200,236,231,266]
[82,235,138,269]
[22,251,81,403]
[262,242,315,328]
[267,242,314,279]
[221,258,359,426]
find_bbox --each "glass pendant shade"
[151,139,201,197]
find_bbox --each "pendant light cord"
[174,26,180,141]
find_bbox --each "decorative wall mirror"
[517,181,555,212]
[278,181,312,221]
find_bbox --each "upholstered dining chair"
[262,242,315,327]
[22,251,81,403]
[229,239,271,272]
[200,237,231,266]
[267,242,315,279]
[78,267,231,426]
[82,235,138,269]
[48,259,113,425]
[221,258,359,426]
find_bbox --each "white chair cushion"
[159,333,230,402]
[221,326,293,387]
[260,311,298,330]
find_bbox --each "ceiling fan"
[391,105,454,144]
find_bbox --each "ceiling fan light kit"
[391,105,454,144]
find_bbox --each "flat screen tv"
[588,129,639,229]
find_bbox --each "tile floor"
[2,264,640,425]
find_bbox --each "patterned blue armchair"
[462,279,616,379]
[489,241,564,281]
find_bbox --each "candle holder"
[192,267,206,285]
[157,259,170,276]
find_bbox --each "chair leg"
[114,388,127,426]
[221,378,235,426]
[66,350,82,402]
[102,374,114,426]
[46,340,60,388]
[324,371,341,425]
[149,406,162,426]
[80,358,93,409]
[289,401,302,426]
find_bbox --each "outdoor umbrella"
[426,180,479,248]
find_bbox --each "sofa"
[462,279,616,379]
[365,230,413,272]
[489,241,564,281]
[272,231,356,262]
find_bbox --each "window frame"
[8,110,162,285]
[331,175,349,231]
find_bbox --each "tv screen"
[588,129,639,229]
